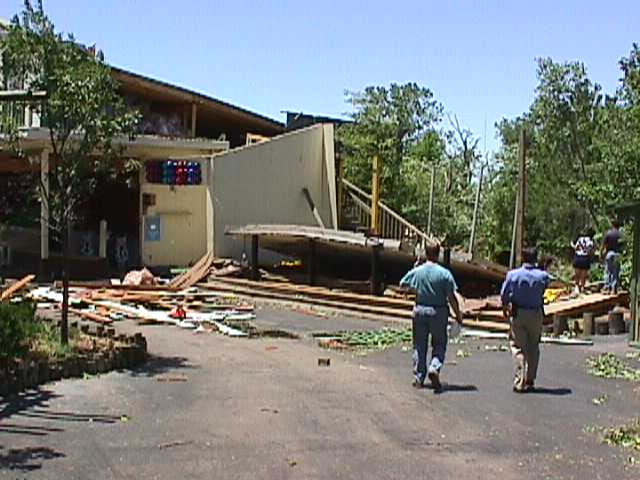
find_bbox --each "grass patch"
[603,420,640,451]
[317,328,412,351]
[586,353,640,381]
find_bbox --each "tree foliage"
[338,83,482,246]
[482,50,640,262]
[1,0,139,343]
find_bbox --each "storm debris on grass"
[603,420,640,451]
[315,328,412,351]
[584,420,640,466]
[586,353,640,381]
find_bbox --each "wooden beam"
[302,188,326,229]
[427,163,436,236]
[251,235,260,280]
[371,155,381,234]
[336,156,344,228]
[632,211,640,342]
[1,274,36,302]
[0,90,48,101]
[308,239,317,286]
[468,162,485,257]
[68,307,114,325]
[370,244,382,296]
[191,103,197,138]
[515,130,527,264]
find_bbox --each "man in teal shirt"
[400,242,463,392]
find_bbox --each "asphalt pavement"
[1,306,639,479]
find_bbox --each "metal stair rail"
[340,178,433,248]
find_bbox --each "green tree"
[1,0,139,343]
[339,83,444,214]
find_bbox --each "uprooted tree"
[1,0,139,344]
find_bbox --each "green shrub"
[0,301,39,359]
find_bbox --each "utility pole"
[468,162,485,257]
[427,163,436,236]
[371,155,382,235]
[510,130,527,267]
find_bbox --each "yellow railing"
[340,178,434,246]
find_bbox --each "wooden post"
[468,162,485,257]
[370,244,382,295]
[582,312,594,337]
[553,314,567,336]
[609,309,625,335]
[443,247,451,268]
[191,103,197,138]
[307,239,317,286]
[336,155,344,229]
[427,163,436,236]
[509,192,519,268]
[515,130,527,265]
[371,156,381,235]
[40,150,50,262]
[99,220,107,258]
[250,235,259,280]
[632,211,640,342]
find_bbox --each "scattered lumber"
[543,292,628,318]
[168,251,214,289]
[1,274,36,302]
[203,277,414,310]
[68,307,114,325]
[56,281,179,292]
[203,279,509,332]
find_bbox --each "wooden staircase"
[339,178,434,253]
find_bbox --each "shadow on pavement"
[17,408,121,424]
[442,384,478,393]
[0,423,64,436]
[528,387,572,396]
[126,354,197,378]
[0,388,60,420]
[0,446,65,472]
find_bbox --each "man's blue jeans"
[412,305,448,384]
[605,251,620,293]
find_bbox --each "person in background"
[602,219,623,295]
[500,247,550,393]
[400,241,463,393]
[572,227,596,295]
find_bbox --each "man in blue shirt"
[501,247,550,393]
[400,242,463,392]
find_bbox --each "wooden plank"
[57,281,179,292]
[1,274,36,302]
[543,292,628,317]
[203,280,510,332]
[68,307,114,325]
[202,277,414,309]
[167,251,214,289]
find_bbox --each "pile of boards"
[464,290,630,325]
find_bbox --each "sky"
[2,0,639,152]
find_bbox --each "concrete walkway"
[1,307,639,479]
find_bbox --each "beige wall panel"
[212,124,336,259]
[141,184,207,266]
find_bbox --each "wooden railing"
[340,178,434,247]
